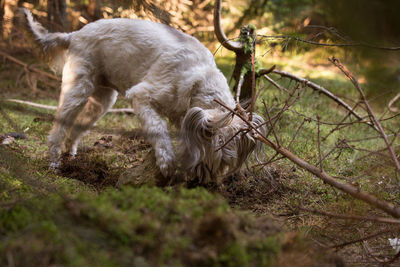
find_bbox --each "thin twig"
[359,229,400,264]
[263,101,280,146]
[287,118,307,149]
[317,115,323,171]
[299,206,400,224]
[322,101,362,141]
[215,128,249,152]
[249,49,256,121]
[263,74,288,92]
[257,34,400,51]
[388,92,400,113]
[214,98,400,218]
[235,72,245,103]
[329,57,400,173]
[330,229,398,250]
[5,99,135,114]
[271,69,372,128]
[0,50,61,81]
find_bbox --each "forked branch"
[329,57,400,173]
[214,99,400,219]
[213,0,242,52]
[269,69,370,127]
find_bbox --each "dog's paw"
[158,161,176,177]
[125,88,135,99]
[155,149,176,177]
[49,161,61,174]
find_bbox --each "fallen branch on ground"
[299,206,400,224]
[388,92,400,113]
[269,69,375,129]
[5,99,135,114]
[359,229,400,264]
[258,33,400,51]
[329,57,400,174]
[0,50,61,81]
[214,98,400,219]
[330,229,398,250]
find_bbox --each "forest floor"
[1,40,400,266]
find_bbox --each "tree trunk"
[2,0,17,39]
[47,0,67,31]
[88,0,102,21]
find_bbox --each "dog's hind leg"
[48,58,95,169]
[64,86,118,157]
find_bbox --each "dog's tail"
[20,8,71,72]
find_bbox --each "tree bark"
[2,0,17,39]
[47,0,67,31]
[88,0,102,21]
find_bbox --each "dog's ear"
[179,107,231,171]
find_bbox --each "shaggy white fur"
[22,9,265,182]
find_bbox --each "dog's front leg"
[127,86,176,177]
[137,104,176,177]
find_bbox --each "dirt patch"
[218,166,288,212]
[117,149,170,188]
[58,154,122,189]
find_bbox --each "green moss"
[0,186,281,266]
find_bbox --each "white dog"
[22,9,265,183]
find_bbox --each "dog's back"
[21,9,262,181]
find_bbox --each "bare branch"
[5,99,135,114]
[214,98,400,218]
[258,34,400,51]
[322,101,362,141]
[0,50,61,81]
[316,115,323,171]
[299,206,400,224]
[213,0,242,52]
[329,57,400,174]
[359,229,400,264]
[249,51,256,121]
[263,74,288,92]
[215,128,249,152]
[270,69,371,127]
[388,92,400,113]
[263,101,280,146]
[256,65,276,78]
[330,229,398,250]
[287,118,307,149]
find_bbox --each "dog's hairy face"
[178,107,265,184]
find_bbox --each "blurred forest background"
[2,0,400,99]
[2,0,400,266]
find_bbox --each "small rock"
[4,132,27,139]
[1,136,15,145]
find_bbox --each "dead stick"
[287,118,307,149]
[235,73,244,103]
[330,57,400,173]
[263,74,288,92]
[299,206,400,224]
[271,69,372,128]
[388,92,400,113]
[263,101,280,146]
[249,51,256,121]
[317,115,323,171]
[359,229,400,264]
[257,134,400,218]
[5,99,135,114]
[215,128,248,152]
[330,229,397,250]
[0,50,61,81]
[214,98,400,218]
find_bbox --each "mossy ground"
[1,41,400,266]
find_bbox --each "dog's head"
[178,106,265,184]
